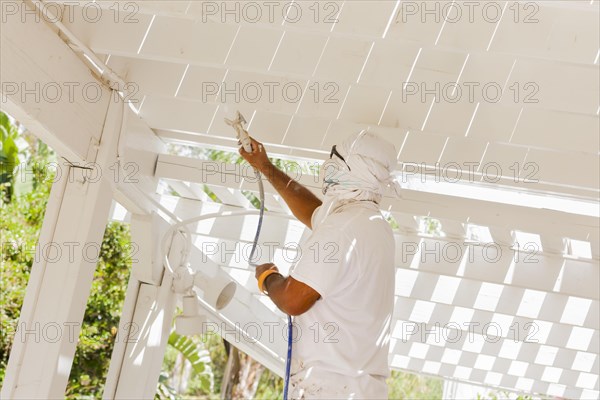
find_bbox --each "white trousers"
[288,367,388,400]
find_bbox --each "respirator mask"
[319,145,357,195]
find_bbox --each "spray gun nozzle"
[224,111,252,153]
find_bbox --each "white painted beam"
[0,1,109,163]
[113,279,176,399]
[130,212,169,285]
[155,155,599,242]
[102,273,142,399]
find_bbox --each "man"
[239,130,398,399]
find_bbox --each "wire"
[249,170,292,400]
[284,314,293,400]
[248,169,265,266]
[247,169,291,400]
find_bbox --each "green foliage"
[422,216,443,236]
[203,332,227,397]
[477,390,533,400]
[157,331,223,399]
[387,369,444,399]
[383,212,401,230]
[253,368,283,399]
[0,111,21,203]
[156,371,179,400]
[168,330,214,394]
[156,330,215,400]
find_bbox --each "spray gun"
[224,111,253,153]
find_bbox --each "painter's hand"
[255,263,278,281]
[239,136,272,173]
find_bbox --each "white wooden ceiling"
[54,1,599,398]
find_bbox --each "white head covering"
[314,130,401,227]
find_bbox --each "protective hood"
[314,129,401,228]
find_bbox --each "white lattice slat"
[313,36,373,84]
[269,31,329,76]
[225,25,283,71]
[140,16,237,64]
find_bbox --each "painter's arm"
[255,263,321,316]
[239,137,322,229]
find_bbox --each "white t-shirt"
[288,200,396,399]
